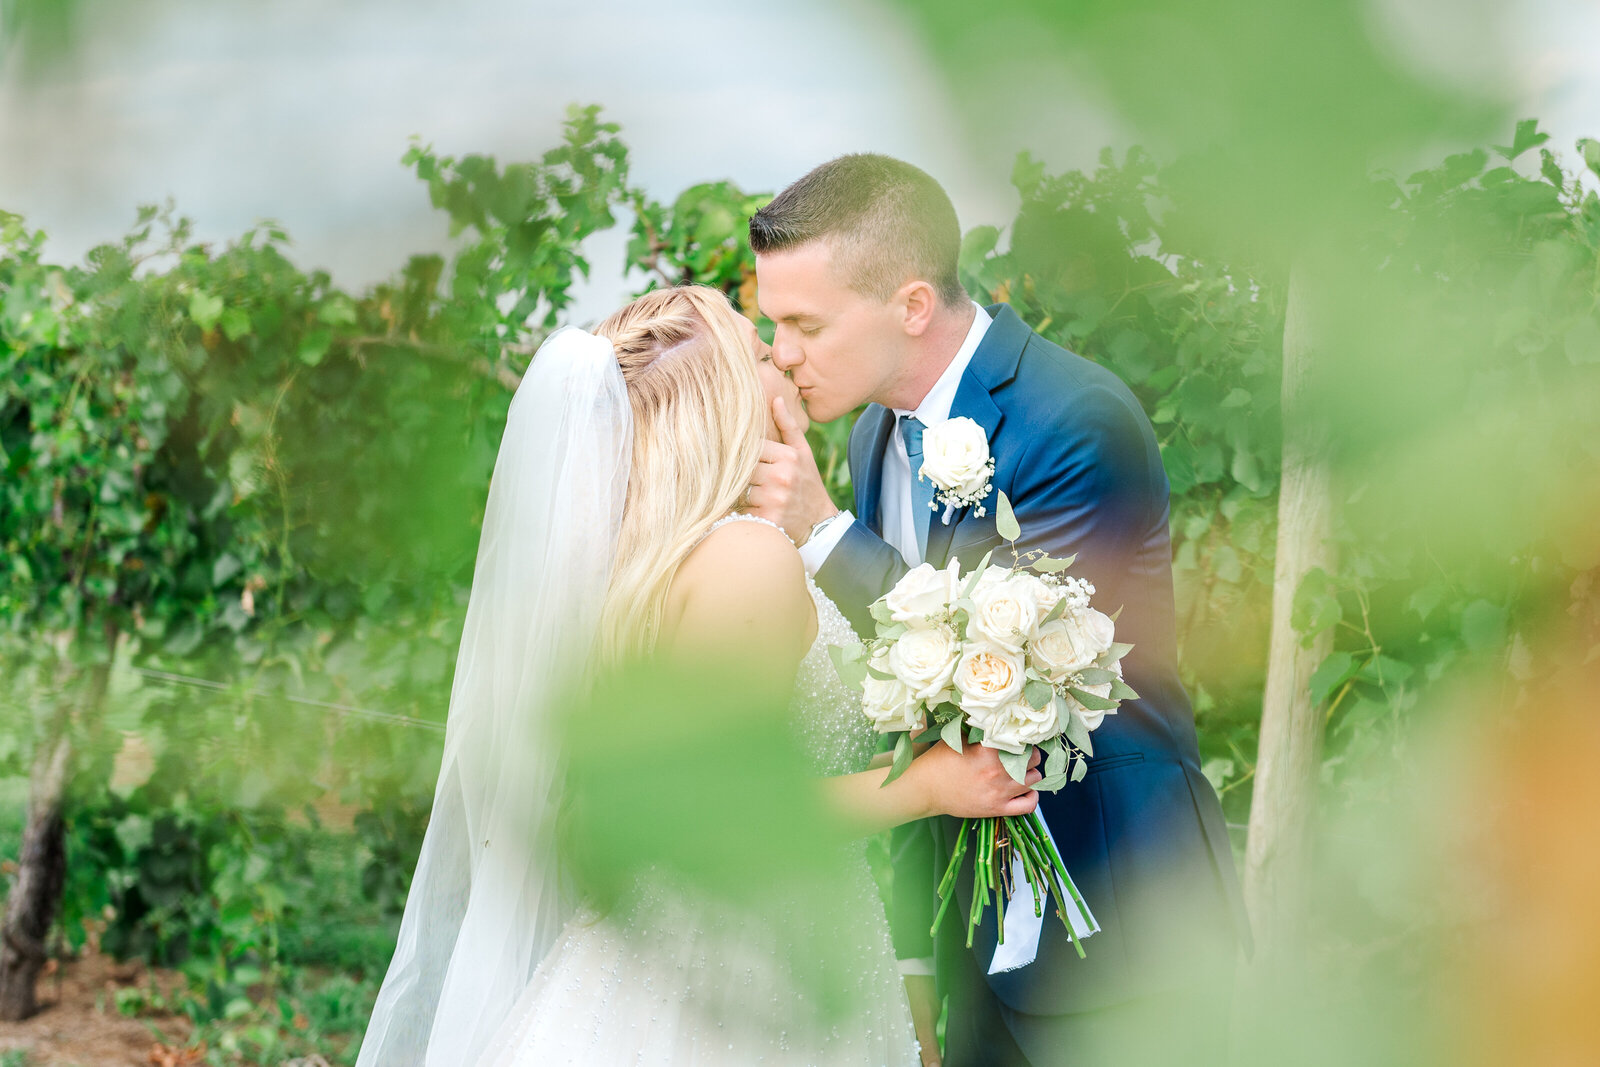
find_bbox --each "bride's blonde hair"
[593,285,768,666]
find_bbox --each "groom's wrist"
[796,508,842,548]
[796,510,853,577]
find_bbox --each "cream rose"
[970,695,1060,754]
[1029,616,1100,681]
[886,626,959,704]
[919,416,992,496]
[884,560,960,628]
[861,673,925,733]
[952,644,1025,712]
[970,573,1041,654]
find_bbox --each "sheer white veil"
[355,326,631,1067]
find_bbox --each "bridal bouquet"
[829,493,1135,958]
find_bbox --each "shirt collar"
[893,301,993,424]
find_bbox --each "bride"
[355,285,1041,1066]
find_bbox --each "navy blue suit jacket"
[815,304,1250,1016]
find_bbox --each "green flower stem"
[1004,816,1046,917]
[936,818,972,900]
[1027,810,1088,959]
[993,823,1007,944]
[967,818,992,947]
[930,818,972,938]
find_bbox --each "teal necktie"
[899,415,934,561]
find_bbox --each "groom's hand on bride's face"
[747,395,838,543]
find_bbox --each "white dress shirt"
[799,303,993,573]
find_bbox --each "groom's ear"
[898,279,939,337]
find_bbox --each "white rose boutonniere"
[918,416,996,523]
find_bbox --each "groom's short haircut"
[749,154,966,307]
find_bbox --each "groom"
[746,154,1250,1066]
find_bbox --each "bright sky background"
[3,0,1597,325]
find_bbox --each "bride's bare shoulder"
[663,518,815,658]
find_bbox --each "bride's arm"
[821,741,1040,838]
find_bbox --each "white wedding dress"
[474,514,922,1067]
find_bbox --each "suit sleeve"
[810,415,912,634]
[1007,384,1163,617]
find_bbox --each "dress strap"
[699,511,795,546]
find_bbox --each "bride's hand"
[908,740,1041,819]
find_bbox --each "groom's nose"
[771,332,804,373]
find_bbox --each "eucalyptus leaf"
[1109,678,1139,701]
[1070,757,1088,783]
[941,716,965,752]
[1063,706,1091,750]
[1045,739,1068,778]
[829,645,868,689]
[1043,595,1069,623]
[961,551,994,597]
[1075,667,1118,686]
[1068,686,1119,712]
[882,732,914,788]
[997,747,1030,786]
[1024,679,1054,710]
[996,490,1021,542]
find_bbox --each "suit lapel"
[853,405,895,535]
[926,304,1030,566]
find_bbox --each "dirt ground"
[0,952,195,1067]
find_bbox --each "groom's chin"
[801,397,843,424]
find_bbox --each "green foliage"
[957,125,1600,828]
[4,105,1598,1062]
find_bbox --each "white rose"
[1061,681,1116,731]
[886,626,959,705]
[919,416,992,495]
[1081,608,1116,654]
[1024,574,1065,622]
[952,644,1025,712]
[1029,617,1100,682]
[968,564,1010,597]
[970,573,1041,654]
[884,559,961,628]
[970,695,1060,754]
[861,674,925,734]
